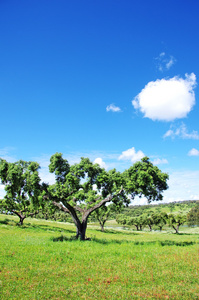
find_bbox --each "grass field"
[0,214,199,300]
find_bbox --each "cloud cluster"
[188,148,199,156]
[163,123,199,139]
[93,157,108,169]
[163,170,199,203]
[132,73,196,121]
[106,104,121,112]
[155,52,176,71]
[152,158,168,165]
[118,147,145,163]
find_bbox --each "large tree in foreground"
[47,154,169,240]
[0,159,41,225]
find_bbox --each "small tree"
[127,216,144,231]
[0,158,41,225]
[168,214,186,234]
[143,215,154,231]
[152,212,168,231]
[92,203,122,232]
[116,214,127,226]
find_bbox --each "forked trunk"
[100,223,105,232]
[99,220,106,232]
[172,225,179,234]
[135,225,139,231]
[75,220,88,240]
[13,211,26,225]
[19,215,26,225]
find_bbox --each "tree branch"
[52,201,70,213]
[83,187,124,220]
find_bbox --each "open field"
[0,214,199,300]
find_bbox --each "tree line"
[116,212,187,234]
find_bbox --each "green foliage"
[187,203,199,226]
[168,214,187,233]
[116,214,127,226]
[0,159,42,224]
[91,203,122,231]
[48,154,168,240]
[151,212,168,231]
[123,157,169,202]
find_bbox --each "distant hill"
[122,200,199,217]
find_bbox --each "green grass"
[0,214,199,299]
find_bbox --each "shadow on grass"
[0,218,76,234]
[95,228,139,235]
[0,218,17,226]
[52,235,78,242]
[0,218,11,225]
[20,223,75,234]
[52,235,197,247]
[160,240,196,246]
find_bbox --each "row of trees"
[116,212,187,234]
[0,154,169,240]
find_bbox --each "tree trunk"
[13,211,26,225]
[19,215,25,225]
[99,219,107,232]
[172,225,179,234]
[148,225,152,231]
[100,223,105,232]
[75,220,88,240]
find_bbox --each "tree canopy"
[46,154,169,240]
[0,158,41,225]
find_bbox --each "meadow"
[0,214,199,300]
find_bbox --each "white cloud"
[0,147,17,162]
[153,158,168,165]
[163,123,199,139]
[166,57,175,70]
[118,147,145,163]
[106,104,121,112]
[155,52,176,71]
[188,148,199,156]
[163,170,199,203]
[93,157,108,169]
[32,155,55,184]
[132,73,196,121]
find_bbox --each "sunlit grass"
[0,214,199,299]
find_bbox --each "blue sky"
[0,0,199,203]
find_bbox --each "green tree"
[92,203,122,232]
[168,214,186,234]
[116,214,127,226]
[143,215,154,231]
[123,157,169,202]
[187,204,199,227]
[0,158,41,225]
[152,212,168,231]
[46,154,169,240]
[127,216,143,231]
